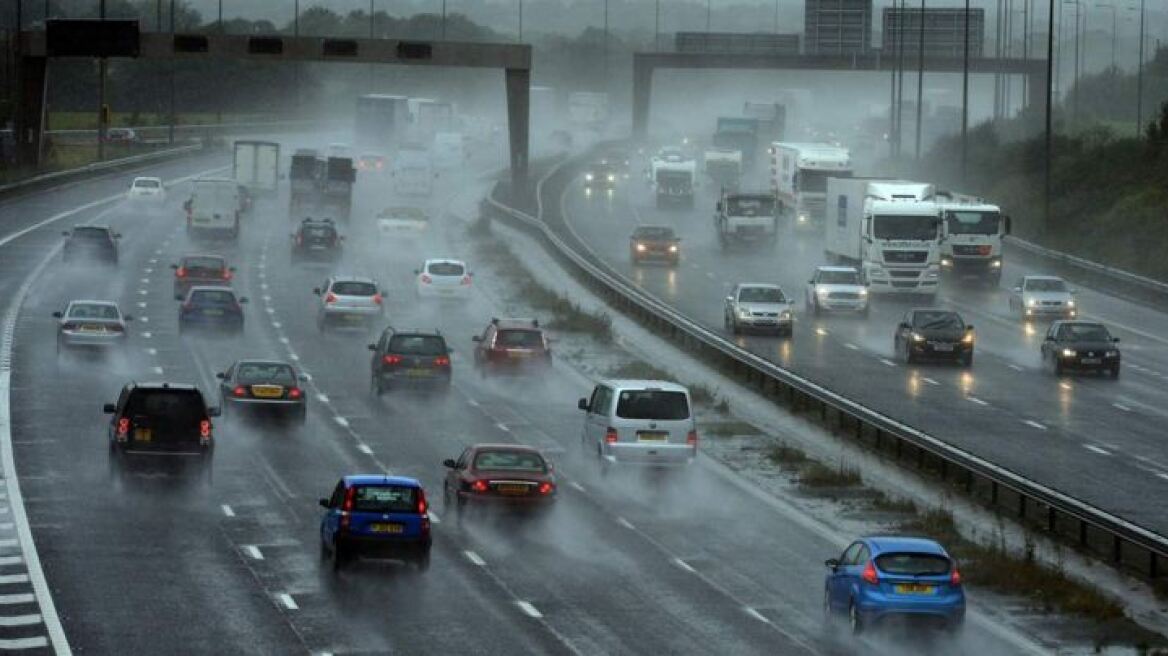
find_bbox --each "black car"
[291,218,343,262]
[62,225,120,265]
[630,225,681,265]
[1041,320,1121,378]
[583,162,618,190]
[103,382,219,483]
[893,309,974,366]
[217,360,307,422]
[177,286,247,335]
[369,328,452,395]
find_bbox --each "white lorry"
[824,178,942,297]
[233,140,279,194]
[184,178,241,239]
[392,147,436,196]
[936,192,1010,286]
[771,142,852,230]
[650,148,696,209]
[704,148,742,190]
[715,190,778,249]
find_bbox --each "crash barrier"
[485,146,1168,583]
[1005,236,1168,307]
[0,143,204,199]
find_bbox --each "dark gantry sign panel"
[46,19,140,58]
[397,42,433,60]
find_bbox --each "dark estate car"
[177,286,248,335]
[630,225,681,265]
[103,382,219,483]
[472,318,552,377]
[369,329,452,395]
[442,444,556,514]
[217,360,307,422]
[292,218,343,262]
[172,254,235,298]
[1040,320,1121,378]
[62,225,120,265]
[893,309,975,367]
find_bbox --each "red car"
[471,318,552,377]
[442,444,556,514]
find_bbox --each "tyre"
[1053,359,1065,377]
[730,318,740,336]
[811,299,821,316]
[296,406,307,424]
[371,373,384,396]
[331,541,346,571]
[1110,366,1121,379]
[415,551,432,572]
[961,352,973,368]
[848,602,864,635]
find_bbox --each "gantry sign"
[13,21,532,187]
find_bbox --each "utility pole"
[1044,0,1054,231]
[98,0,106,161]
[895,0,907,158]
[1136,0,1145,136]
[962,0,970,180]
[655,0,660,51]
[915,0,925,159]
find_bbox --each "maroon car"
[442,444,556,514]
[471,318,552,377]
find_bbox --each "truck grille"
[888,270,920,278]
[953,244,992,256]
[883,250,928,264]
[890,281,919,288]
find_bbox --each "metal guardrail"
[0,143,204,198]
[486,149,1168,582]
[1005,235,1168,300]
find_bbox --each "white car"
[724,283,794,336]
[314,275,385,331]
[127,176,166,204]
[806,266,869,316]
[376,206,429,239]
[416,259,472,299]
[1008,275,1077,320]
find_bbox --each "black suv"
[62,225,120,265]
[103,382,219,482]
[368,328,452,395]
[291,218,343,262]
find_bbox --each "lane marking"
[879,358,897,367]
[316,394,329,404]
[141,331,152,339]
[921,377,939,386]
[568,481,585,492]
[0,614,41,627]
[243,545,263,560]
[464,550,486,567]
[0,574,30,585]
[271,321,282,329]
[517,601,542,619]
[844,343,859,351]
[744,606,771,624]
[814,328,828,336]
[356,444,373,455]
[967,397,989,406]
[150,366,163,375]
[136,302,147,308]
[0,557,21,567]
[138,316,149,323]
[333,417,349,428]
[0,594,35,605]
[288,353,300,361]
[1023,420,1047,431]
[672,557,696,573]
[145,348,157,356]
[1112,402,1131,412]
[278,593,298,610]
[1083,444,1111,456]
[0,638,48,649]
[495,422,510,432]
[467,398,480,407]
[221,504,235,517]
[616,517,635,530]
[1008,364,1023,371]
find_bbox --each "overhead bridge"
[13,23,532,187]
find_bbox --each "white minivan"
[184,178,241,238]
[578,379,697,468]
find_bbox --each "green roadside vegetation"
[46,112,280,130]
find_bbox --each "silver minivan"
[578,379,697,467]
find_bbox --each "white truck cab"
[936,193,1010,285]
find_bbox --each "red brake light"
[232,386,247,397]
[340,486,355,530]
[604,427,618,444]
[223,269,233,281]
[471,480,488,493]
[434,356,450,367]
[383,354,402,366]
[538,482,554,495]
[325,292,338,304]
[175,266,186,278]
[116,417,130,439]
[420,274,432,284]
[861,560,879,585]
[416,488,428,515]
[460,275,472,286]
[287,387,302,399]
[372,293,383,305]
[199,419,212,442]
[686,430,698,446]
[950,564,962,586]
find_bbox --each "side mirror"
[102,403,116,414]
[1003,215,1012,235]
[174,294,184,301]
[472,335,482,342]
[61,231,70,237]
[123,315,134,322]
[1043,335,1054,341]
[1012,287,1022,293]
[367,344,377,351]
[51,311,62,318]
[1112,337,1121,343]
[228,266,236,272]
[413,269,420,275]
[715,202,723,212]
[238,297,249,304]
[312,288,321,295]
[725,296,734,303]
[318,498,330,509]
[965,325,974,331]
[807,280,815,285]
[215,372,226,379]
[113,233,122,239]
[380,289,388,296]
[442,458,458,469]
[825,558,840,570]
[1068,288,1078,295]
[170,263,179,270]
[577,398,590,411]
[208,406,222,417]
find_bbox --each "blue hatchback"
[319,475,432,572]
[824,536,964,634]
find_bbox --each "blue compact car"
[824,536,964,634]
[319,475,432,572]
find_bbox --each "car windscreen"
[388,335,447,355]
[738,287,785,303]
[71,227,110,240]
[236,363,296,385]
[615,390,690,420]
[913,311,964,330]
[875,553,951,576]
[727,197,775,215]
[817,270,860,285]
[472,450,547,472]
[134,179,161,189]
[495,330,542,349]
[124,390,205,426]
[352,485,417,513]
[633,227,674,241]
[946,210,1000,235]
[304,226,335,239]
[1025,278,1067,292]
[189,290,237,305]
[183,257,224,272]
[331,281,376,296]
[67,304,119,320]
[427,262,465,276]
[872,215,940,240]
[1059,324,1111,342]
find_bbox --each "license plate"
[133,428,152,442]
[638,432,668,442]
[309,245,326,251]
[79,325,104,333]
[1081,358,1101,365]
[496,484,529,495]
[894,583,934,595]
[508,351,530,359]
[439,289,455,295]
[369,523,404,534]
[251,385,283,398]
[203,309,223,316]
[932,344,954,352]
[406,369,432,377]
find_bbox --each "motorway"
[561,163,1168,537]
[0,140,1049,653]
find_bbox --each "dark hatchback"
[62,225,120,265]
[172,254,234,298]
[291,218,343,261]
[177,286,248,334]
[630,225,681,265]
[369,329,452,395]
[894,309,974,367]
[472,318,552,377]
[217,360,307,422]
[104,382,219,482]
[1041,320,1121,378]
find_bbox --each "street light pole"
[655,0,660,51]
[1044,0,1054,231]
[915,0,925,159]
[962,0,970,180]
[1136,0,1145,135]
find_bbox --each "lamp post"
[1044,0,1054,231]
[962,0,970,180]
[1136,0,1145,135]
[915,0,925,160]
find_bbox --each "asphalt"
[0,139,1042,654]
[560,161,1168,536]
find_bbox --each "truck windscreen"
[290,158,317,179]
[873,215,939,241]
[728,197,774,215]
[946,210,1000,235]
[657,171,692,186]
[796,169,850,193]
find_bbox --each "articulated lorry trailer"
[771,142,852,231]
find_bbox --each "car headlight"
[1066,299,1075,307]
[858,289,868,297]
[585,173,594,182]
[668,245,678,253]
[1105,350,1119,357]
[1027,298,1037,307]
[962,332,975,344]
[781,310,792,320]
[816,288,830,298]
[941,258,953,267]
[737,309,752,318]
[991,259,1002,268]
[607,174,616,182]
[797,214,808,223]
[911,332,926,342]
[635,243,646,252]
[1061,348,1077,358]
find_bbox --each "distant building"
[804,0,873,55]
[675,32,801,56]
[882,7,985,58]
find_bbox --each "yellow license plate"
[251,385,283,398]
[133,428,152,442]
[79,325,105,333]
[203,309,223,316]
[508,351,530,359]
[496,484,529,495]
[894,584,934,595]
[638,432,668,442]
[406,369,432,377]
[369,523,404,534]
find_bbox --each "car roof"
[188,285,236,294]
[72,224,111,231]
[424,258,466,266]
[865,536,949,556]
[738,283,782,290]
[68,299,119,307]
[233,359,295,367]
[1024,275,1063,282]
[344,474,422,488]
[133,176,161,182]
[1052,320,1105,328]
[602,379,689,393]
[910,308,960,316]
[127,381,201,392]
[181,253,225,261]
[491,317,540,330]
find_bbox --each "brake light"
[538,482,554,495]
[976,245,992,256]
[223,269,233,281]
[372,293,383,305]
[175,266,186,278]
[950,564,962,586]
[420,274,432,284]
[295,234,302,245]
[470,480,488,493]
[232,386,247,397]
[686,430,698,446]
[288,387,302,399]
[199,419,212,445]
[604,427,618,444]
[340,486,355,530]
[460,275,472,286]
[325,292,337,304]
[434,356,450,367]
[861,560,879,585]
[116,417,130,440]
[416,488,428,515]
[383,354,402,366]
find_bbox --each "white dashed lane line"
[879,358,897,367]
[844,343,859,351]
[1112,402,1131,412]
[516,601,542,619]
[568,481,585,492]
[333,417,350,429]
[616,517,635,530]
[221,505,236,518]
[744,607,771,624]
[1083,444,1112,456]
[243,545,263,560]
[966,397,989,406]
[356,444,373,455]
[278,593,298,611]
[1023,420,1048,431]
[1007,364,1023,371]
[672,558,696,573]
[464,551,486,567]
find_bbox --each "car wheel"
[371,373,383,396]
[415,551,432,572]
[848,601,864,635]
[812,299,821,316]
[331,541,346,571]
[296,407,307,424]
[730,318,740,336]
[902,341,914,365]
[961,352,973,368]
[823,588,833,621]
[1110,366,1121,379]
[320,538,329,561]
[1054,359,1064,376]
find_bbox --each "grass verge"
[798,461,863,488]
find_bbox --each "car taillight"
[116,417,130,441]
[175,266,186,278]
[420,274,432,284]
[340,486,355,530]
[687,430,698,446]
[416,488,428,515]
[470,480,488,493]
[950,564,962,586]
[604,427,618,444]
[61,322,78,331]
[372,293,383,305]
[434,356,450,367]
[325,292,337,304]
[861,560,879,585]
[538,482,554,495]
[232,386,247,397]
[199,419,212,443]
[460,275,472,286]
[287,387,302,399]
[383,354,402,366]
[223,269,233,281]
[295,235,302,245]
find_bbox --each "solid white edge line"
[672,557,696,573]
[1083,444,1111,456]
[744,606,770,623]
[516,601,542,619]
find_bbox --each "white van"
[185,178,241,238]
[578,379,697,468]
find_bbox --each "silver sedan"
[54,300,132,353]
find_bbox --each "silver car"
[54,300,132,353]
[578,379,697,469]
[724,283,794,336]
[806,266,869,316]
[1008,275,1077,320]
[315,275,386,331]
